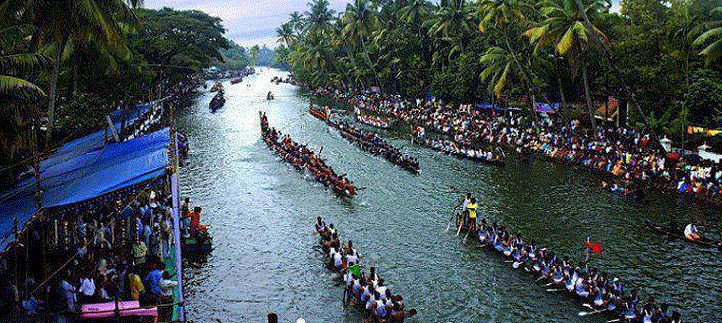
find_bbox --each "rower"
[684,221,701,241]
[454,193,472,211]
[315,217,323,232]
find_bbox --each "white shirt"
[684,224,698,240]
[79,278,95,296]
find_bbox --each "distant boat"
[309,105,329,121]
[266,91,274,100]
[210,82,223,92]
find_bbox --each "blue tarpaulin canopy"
[0,127,170,251]
[535,102,560,114]
[476,103,520,111]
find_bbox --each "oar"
[455,216,464,236]
[445,211,456,232]
[546,288,564,292]
[463,227,471,242]
[607,319,621,323]
[582,303,594,310]
[578,308,607,317]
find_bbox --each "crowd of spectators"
[0,180,184,322]
[311,85,722,204]
[0,77,199,322]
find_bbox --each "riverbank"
[178,68,722,322]
[300,82,722,208]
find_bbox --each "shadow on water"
[178,68,721,323]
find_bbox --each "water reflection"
[177,68,720,323]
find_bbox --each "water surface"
[178,68,720,323]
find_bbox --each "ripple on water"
[179,69,721,323]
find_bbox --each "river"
[177,68,721,323]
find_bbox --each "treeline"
[275,0,722,130]
[0,3,232,185]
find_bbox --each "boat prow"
[182,232,214,254]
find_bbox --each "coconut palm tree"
[479,46,518,98]
[477,0,536,94]
[342,0,380,86]
[276,22,296,48]
[693,6,722,66]
[289,11,305,34]
[425,0,475,58]
[3,0,142,146]
[304,0,335,38]
[524,0,609,130]
[399,0,431,32]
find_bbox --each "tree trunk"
[500,29,543,122]
[344,44,361,86]
[31,118,42,210]
[572,0,656,140]
[71,53,78,100]
[582,64,597,133]
[45,35,68,148]
[359,36,381,87]
[556,64,567,106]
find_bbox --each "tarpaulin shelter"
[535,102,560,114]
[0,127,170,252]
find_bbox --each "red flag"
[584,241,602,254]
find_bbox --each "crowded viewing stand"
[315,217,416,323]
[0,78,199,322]
[311,84,722,205]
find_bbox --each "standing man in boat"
[466,198,478,233]
[454,192,472,210]
[684,221,701,241]
[453,193,472,231]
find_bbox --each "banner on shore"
[687,126,722,136]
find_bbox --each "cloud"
[143,0,352,48]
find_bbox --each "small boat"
[209,90,225,113]
[309,105,329,121]
[644,218,721,250]
[230,77,242,84]
[210,82,223,92]
[412,137,504,167]
[182,231,213,254]
[356,113,393,129]
[266,91,275,100]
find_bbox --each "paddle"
[578,308,607,317]
[546,288,564,292]
[455,214,464,236]
[342,286,347,306]
[445,211,457,232]
[607,319,621,323]
[582,303,594,310]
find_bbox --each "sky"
[143,0,621,49]
[143,0,355,48]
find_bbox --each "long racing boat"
[260,111,357,197]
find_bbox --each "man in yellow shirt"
[466,198,478,232]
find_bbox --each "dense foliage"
[276,0,722,128]
[0,4,232,185]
